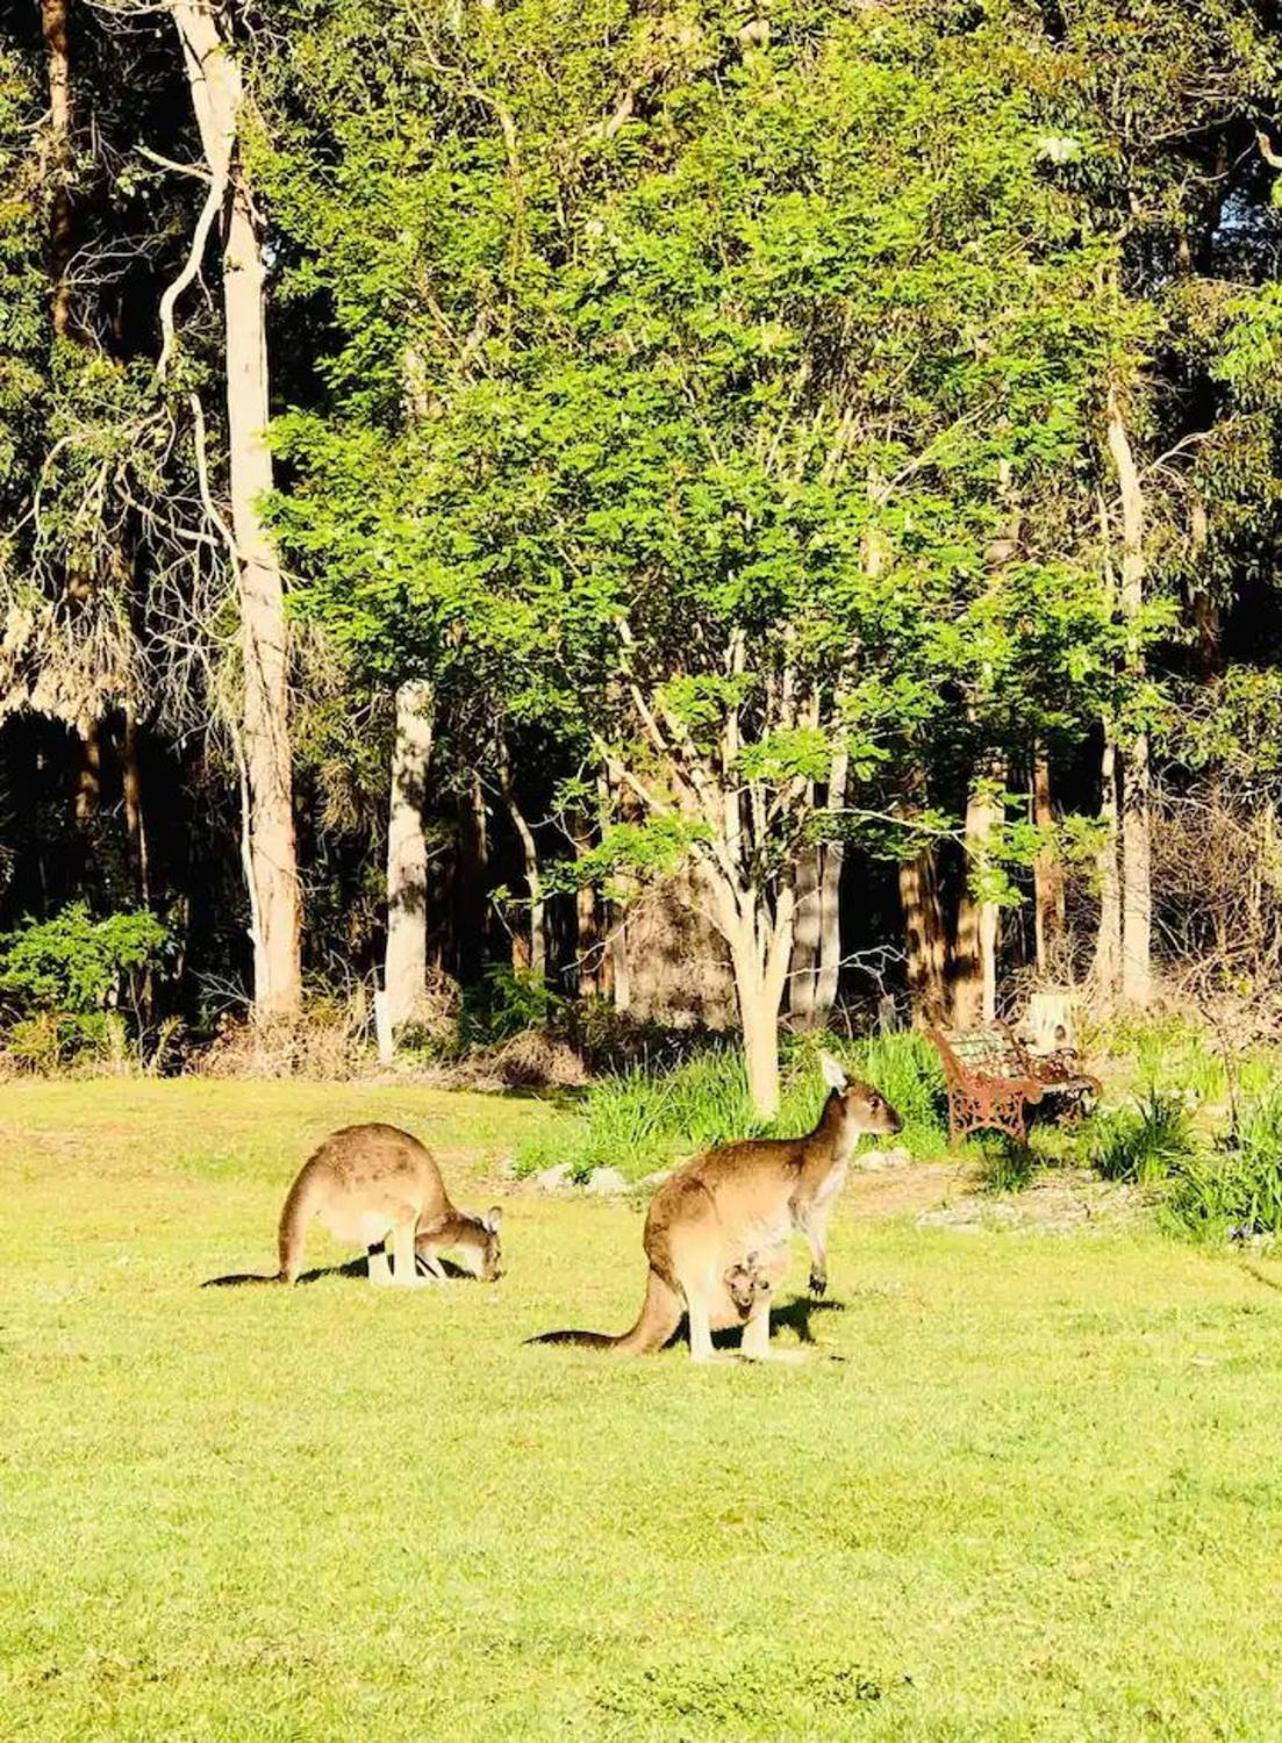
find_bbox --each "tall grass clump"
[1087,1087,1197,1186]
[1166,1079,1282,1240]
[515,1030,948,1183]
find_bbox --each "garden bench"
[928,1023,1101,1148]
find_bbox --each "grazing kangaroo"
[531,1055,901,1361]
[206,1124,502,1287]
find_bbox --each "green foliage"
[976,1139,1040,1196]
[262,0,1137,948]
[461,964,566,1046]
[0,905,171,1017]
[0,46,47,542]
[1087,1088,1197,1186]
[1088,1011,1228,1103]
[5,1010,131,1075]
[516,1031,945,1182]
[1166,1080,1282,1241]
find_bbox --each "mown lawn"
[4,1081,1282,1741]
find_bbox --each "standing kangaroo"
[531,1055,901,1361]
[206,1124,502,1287]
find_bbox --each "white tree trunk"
[1121,727,1152,1003]
[1032,748,1064,974]
[812,749,848,1024]
[168,1,301,1017]
[1106,387,1152,1007]
[788,841,821,1029]
[715,880,795,1119]
[384,679,434,1029]
[789,747,848,1031]
[1094,725,1122,993]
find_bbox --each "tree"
[263,0,1130,1110]
[162,0,301,1016]
[384,678,434,1028]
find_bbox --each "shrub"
[515,1029,947,1183]
[461,965,566,1046]
[0,905,171,1016]
[1088,1011,1226,1103]
[1166,1079,1282,1239]
[4,1011,129,1074]
[0,905,173,1072]
[1086,1088,1196,1185]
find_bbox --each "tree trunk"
[729,928,783,1118]
[384,679,434,1029]
[1094,724,1122,993]
[44,0,107,833]
[122,702,150,905]
[572,813,601,997]
[713,877,795,1119]
[169,1,301,1017]
[790,747,848,1031]
[954,774,1001,1027]
[606,913,629,1010]
[74,713,100,828]
[497,746,544,979]
[788,842,820,1029]
[1121,727,1152,1004]
[42,0,74,344]
[900,845,948,1024]
[1032,748,1064,974]
[1106,387,1151,1007]
[740,975,781,1121]
[456,770,489,983]
[812,830,845,1025]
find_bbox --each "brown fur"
[208,1124,502,1288]
[531,1061,901,1360]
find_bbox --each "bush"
[0,905,171,1015]
[515,1030,947,1183]
[1086,1088,1197,1185]
[1165,1079,1282,1240]
[1087,1011,1227,1103]
[0,905,173,1072]
[460,965,566,1047]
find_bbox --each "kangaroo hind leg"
[391,1217,429,1288]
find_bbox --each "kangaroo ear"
[819,1052,848,1092]
[484,1205,504,1234]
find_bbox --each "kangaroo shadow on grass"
[665,1294,848,1354]
[202,1250,474,1288]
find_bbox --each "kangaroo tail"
[276,1163,320,1285]
[527,1268,682,1355]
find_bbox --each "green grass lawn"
[5,1082,1282,1741]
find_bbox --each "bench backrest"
[931,1024,1030,1086]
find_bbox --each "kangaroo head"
[417,1205,504,1280]
[466,1206,504,1282]
[819,1053,903,1139]
[725,1251,771,1319]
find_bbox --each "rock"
[534,1163,573,1193]
[585,1166,629,1196]
[860,1146,912,1171]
